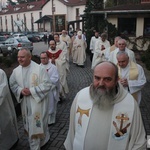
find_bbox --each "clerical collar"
[122,63,130,70]
[22,62,31,68]
[95,36,99,39]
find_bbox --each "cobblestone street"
[12,54,150,150]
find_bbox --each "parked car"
[0,37,33,54]
[38,32,45,41]
[0,36,7,44]
[13,33,28,40]
[26,33,40,42]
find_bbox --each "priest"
[47,40,69,99]
[104,36,122,60]
[117,51,146,105]
[72,31,87,67]
[91,32,110,69]
[40,51,60,125]
[109,38,136,64]
[9,48,52,150]
[64,61,146,150]
[0,69,19,149]
[60,30,72,57]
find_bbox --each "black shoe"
[79,65,84,68]
[58,97,65,104]
[10,138,19,149]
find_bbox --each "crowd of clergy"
[89,31,146,105]
[0,28,147,150]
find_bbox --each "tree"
[7,0,17,6]
[84,0,104,53]
[105,0,115,8]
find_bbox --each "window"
[118,18,136,36]
[39,12,42,18]
[76,8,79,17]
[76,8,80,20]
[144,18,150,36]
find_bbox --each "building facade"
[0,0,86,33]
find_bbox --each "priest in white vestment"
[0,69,19,150]
[117,51,146,105]
[91,32,110,69]
[40,52,60,125]
[9,48,52,150]
[64,61,146,150]
[109,38,136,64]
[72,31,87,67]
[54,33,69,61]
[104,36,122,60]
[60,30,72,57]
[47,40,69,99]
[89,31,101,61]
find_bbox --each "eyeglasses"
[118,43,125,45]
[40,57,48,60]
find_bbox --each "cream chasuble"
[118,61,146,104]
[109,48,136,65]
[10,61,51,141]
[73,87,134,150]
[72,38,87,66]
[64,84,146,150]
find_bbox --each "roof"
[0,0,86,15]
[34,15,52,23]
[91,3,150,14]
[0,1,43,15]
[58,0,86,6]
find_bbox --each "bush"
[32,55,40,64]
[3,57,13,67]
[141,44,150,70]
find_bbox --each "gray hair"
[19,48,32,56]
[116,51,129,59]
[118,39,127,45]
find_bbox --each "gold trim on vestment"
[118,61,139,101]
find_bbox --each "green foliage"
[84,0,104,53]
[105,0,115,8]
[2,57,13,67]
[11,51,18,62]
[141,44,150,70]
[7,0,17,5]
[32,55,40,64]
[84,0,118,53]
[0,51,18,68]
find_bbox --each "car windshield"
[16,38,30,42]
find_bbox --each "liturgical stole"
[118,61,139,101]
[73,87,134,150]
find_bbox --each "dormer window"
[2,8,8,13]
[13,6,16,11]
[16,7,20,11]
[27,4,34,9]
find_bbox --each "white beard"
[90,84,117,110]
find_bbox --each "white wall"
[42,0,67,16]
[136,17,144,37]
[107,17,118,28]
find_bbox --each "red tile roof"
[0,1,43,15]
[58,0,86,6]
[0,0,86,15]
